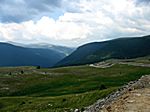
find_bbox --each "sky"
[0,0,150,47]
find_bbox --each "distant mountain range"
[0,42,74,67]
[8,42,75,56]
[55,35,150,67]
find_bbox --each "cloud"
[0,0,62,23]
[0,0,150,46]
[0,16,91,46]
[136,0,150,4]
[60,0,150,40]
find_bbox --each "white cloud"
[0,16,91,46]
[0,0,150,46]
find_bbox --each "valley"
[0,56,150,111]
[0,42,74,67]
[1,0,150,111]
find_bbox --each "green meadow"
[0,62,150,111]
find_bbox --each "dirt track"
[101,87,150,112]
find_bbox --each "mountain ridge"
[6,41,75,56]
[0,42,66,67]
[55,35,150,67]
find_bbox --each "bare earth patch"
[84,75,150,112]
[102,87,150,112]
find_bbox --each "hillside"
[85,75,150,112]
[0,43,66,67]
[0,57,150,111]
[55,35,150,67]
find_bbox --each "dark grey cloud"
[27,0,61,11]
[61,0,82,13]
[137,0,150,3]
[0,0,62,23]
[136,0,150,5]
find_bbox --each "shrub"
[21,70,24,74]
[20,101,25,105]
[81,107,85,111]
[36,66,41,69]
[0,103,3,109]
[62,98,67,102]
[99,84,107,90]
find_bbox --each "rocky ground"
[84,75,150,112]
[101,88,150,112]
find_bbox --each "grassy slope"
[0,62,150,111]
[0,88,116,112]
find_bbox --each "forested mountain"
[0,43,66,67]
[55,35,150,67]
